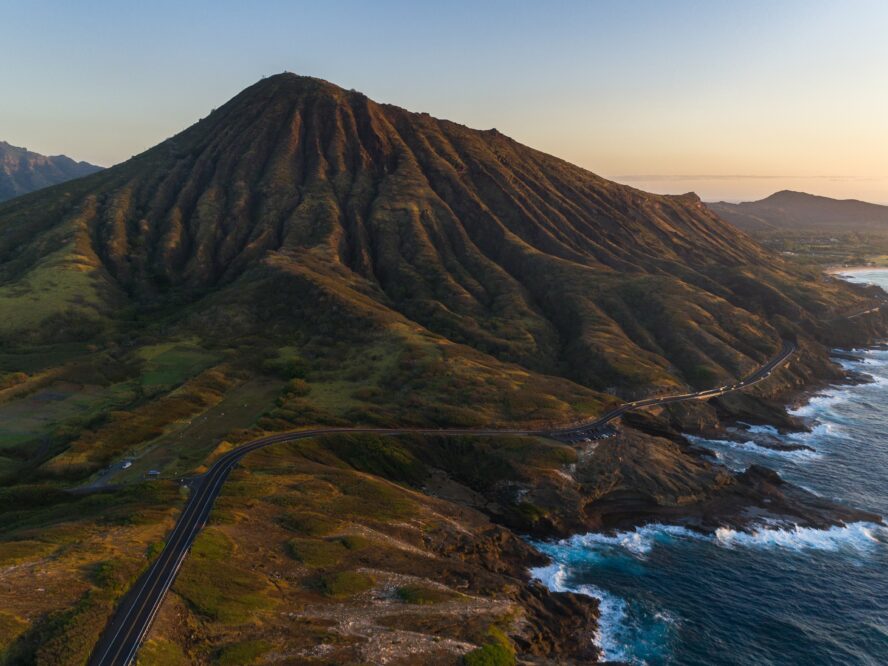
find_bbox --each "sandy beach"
[826,265,888,275]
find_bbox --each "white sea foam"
[575,583,633,663]
[538,521,885,562]
[789,391,846,417]
[743,423,781,437]
[785,421,847,445]
[529,562,636,663]
[709,449,746,472]
[689,435,821,461]
[529,561,568,591]
[855,368,888,387]
[532,520,885,662]
[714,522,885,552]
[544,523,698,558]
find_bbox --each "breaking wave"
[530,562,673,664]
[714,521,886,552]
[537,521,885,563]
[688,435,822,461]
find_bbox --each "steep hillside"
[0,75,877,400]
[0,141,101,202]
[2,74,887,665]
[709,190,888,233]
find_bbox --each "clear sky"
[3,0,887,202]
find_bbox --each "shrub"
[172,530,271,623]
[278,512,339,536]
[92,560,126,592]
[396,585,458,605]
[137,638,188,665]
[463,626,516,666]
[287,378,310,396]
[216,639,271,665]
[463,642,516,666]
[323,435,427,486]
[339,534,371,551]
[285,538,345,567]
[314,571,374,598]
[331,476,414,520]
[0,611,27,653]
[261,355,303,379]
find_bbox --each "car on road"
[122,461,132,469]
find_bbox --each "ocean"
[532,270,888,665]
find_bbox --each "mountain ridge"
[708,189,888,232]
[0,140,102,202]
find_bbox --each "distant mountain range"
[708,190,888,233]
[0,140,101,202]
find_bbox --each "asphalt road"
[88,339,796,666]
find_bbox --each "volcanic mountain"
[4,74,888,666]
[0,140,101,203]
[0,74,880,401]
[708,190,888,233]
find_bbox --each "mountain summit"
[0,74,878,395]
[0,140,101,202]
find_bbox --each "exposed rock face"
[0,140,101,202]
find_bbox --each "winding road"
[88,340,796,665]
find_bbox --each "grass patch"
[313,571,374,598]
[0,380,137,465]
[3,588,117,666]
[463,642,516,666]
[0,482,178,540]
[0,240,109,336]
[463,626,516,666]
[123,377,284,479]
[41,366,238,477]
[136,638,188,666]
[137,342,217,389]
[0,611,27,653]
[283,533,369,569]
[331,475,415,521]
[285,538,346,568]
[0,342,91,375]
[216,639,271,665]
[339,534,371,551]
[0,539,56,566]
[322,434,427,486]
[396,585,460,605]
[172,529,272,624]
[279,511,340,537]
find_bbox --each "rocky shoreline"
[491,335,888,662]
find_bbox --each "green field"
[137,342,218,389]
